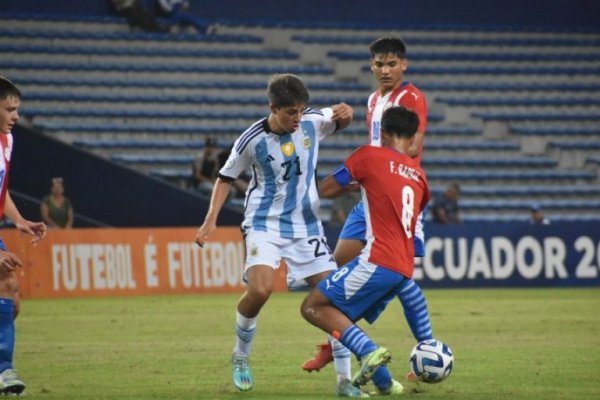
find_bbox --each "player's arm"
[320,164,359,198]
[4,192,46,243]
[194,176,233,247]
[330,102,353,131]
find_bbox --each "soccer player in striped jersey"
[302,36,434,390]
[301,106,429,395]
[0,76,47,395]
[194,74,365,397]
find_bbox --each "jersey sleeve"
[394,88,428,133]
[218,137,253,180]
[316,107,337,139]
[344,145,371,182]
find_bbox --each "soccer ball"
[409,339,454,383]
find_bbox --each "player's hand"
[194,221,217,248]
[0,249,22,274]
[15,220,47,244]
[331,102,353,122]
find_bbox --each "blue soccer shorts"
[317,257,407,324]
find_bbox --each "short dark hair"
[381,106,419,139]
[369,37,407,58]
[0,76,21,101]
[266,74,309,107]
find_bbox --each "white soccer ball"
[409,339,454,383]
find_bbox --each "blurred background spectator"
[156,0,214,34]
[431,183,461,224]
[191,137,219,197]
[40,177,75,229]
[530,204,551,225]
[110,0,167,32]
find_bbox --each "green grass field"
[16,288,600,399]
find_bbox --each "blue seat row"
[0,44,298,60]
[149,168,596,182]
[329,50,600,62]
[74,139,211,150]
[293,34,600,47]
[0,28,262,43]
[316,156,557,168]
[511,127,600,136]
[116,155,552,168]
[419,82,600,92]
[12,76,370,92]
[360,65,600,75]
[548,141,600,150]
[25,92,353,105]
[458,199,600,210]
[438,96,598,107]
[22,107,442,124]
[462,215,600,223]
[436,185,600,197]
[0,61,333,75]
[423,170,596,181]
[73,138,515,152]
[474,112,600,122]
[587,156,600,164]
[39,121,466,135]
[113,154,193,164]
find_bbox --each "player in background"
[194,74,365,397]
[303,36,434,390]
[301,106,430,394]
[0,76,47,395]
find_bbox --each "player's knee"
[300,294,319,322]
[248,285,272,305]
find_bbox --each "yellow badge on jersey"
[281,142,295,157]
[303,136,311,149]
[249,243,259,257]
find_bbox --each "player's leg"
[301,289,387,394]
[231,232,281,392]
[398,279,433,342]
[232,264,274,392]
[290,238,363,397]
[303,202,366,372]
[0,268,24,395]
[302,259,403,388]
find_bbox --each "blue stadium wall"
[1,0,599,29]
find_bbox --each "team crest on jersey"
[281,142,295,157]
[302,136,311,149]
[249,243,259,257]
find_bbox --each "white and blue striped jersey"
[219,107,336,239]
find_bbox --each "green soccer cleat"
[376,379,404,396]
[336,378,370,398]
[351,347,392,388]
[0,368,25,395]
[231,355,253,392]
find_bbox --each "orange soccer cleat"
[302,342,333,372]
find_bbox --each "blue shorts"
[339,202,367,241]
[317,257,407,324]
[339,201,427,257]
